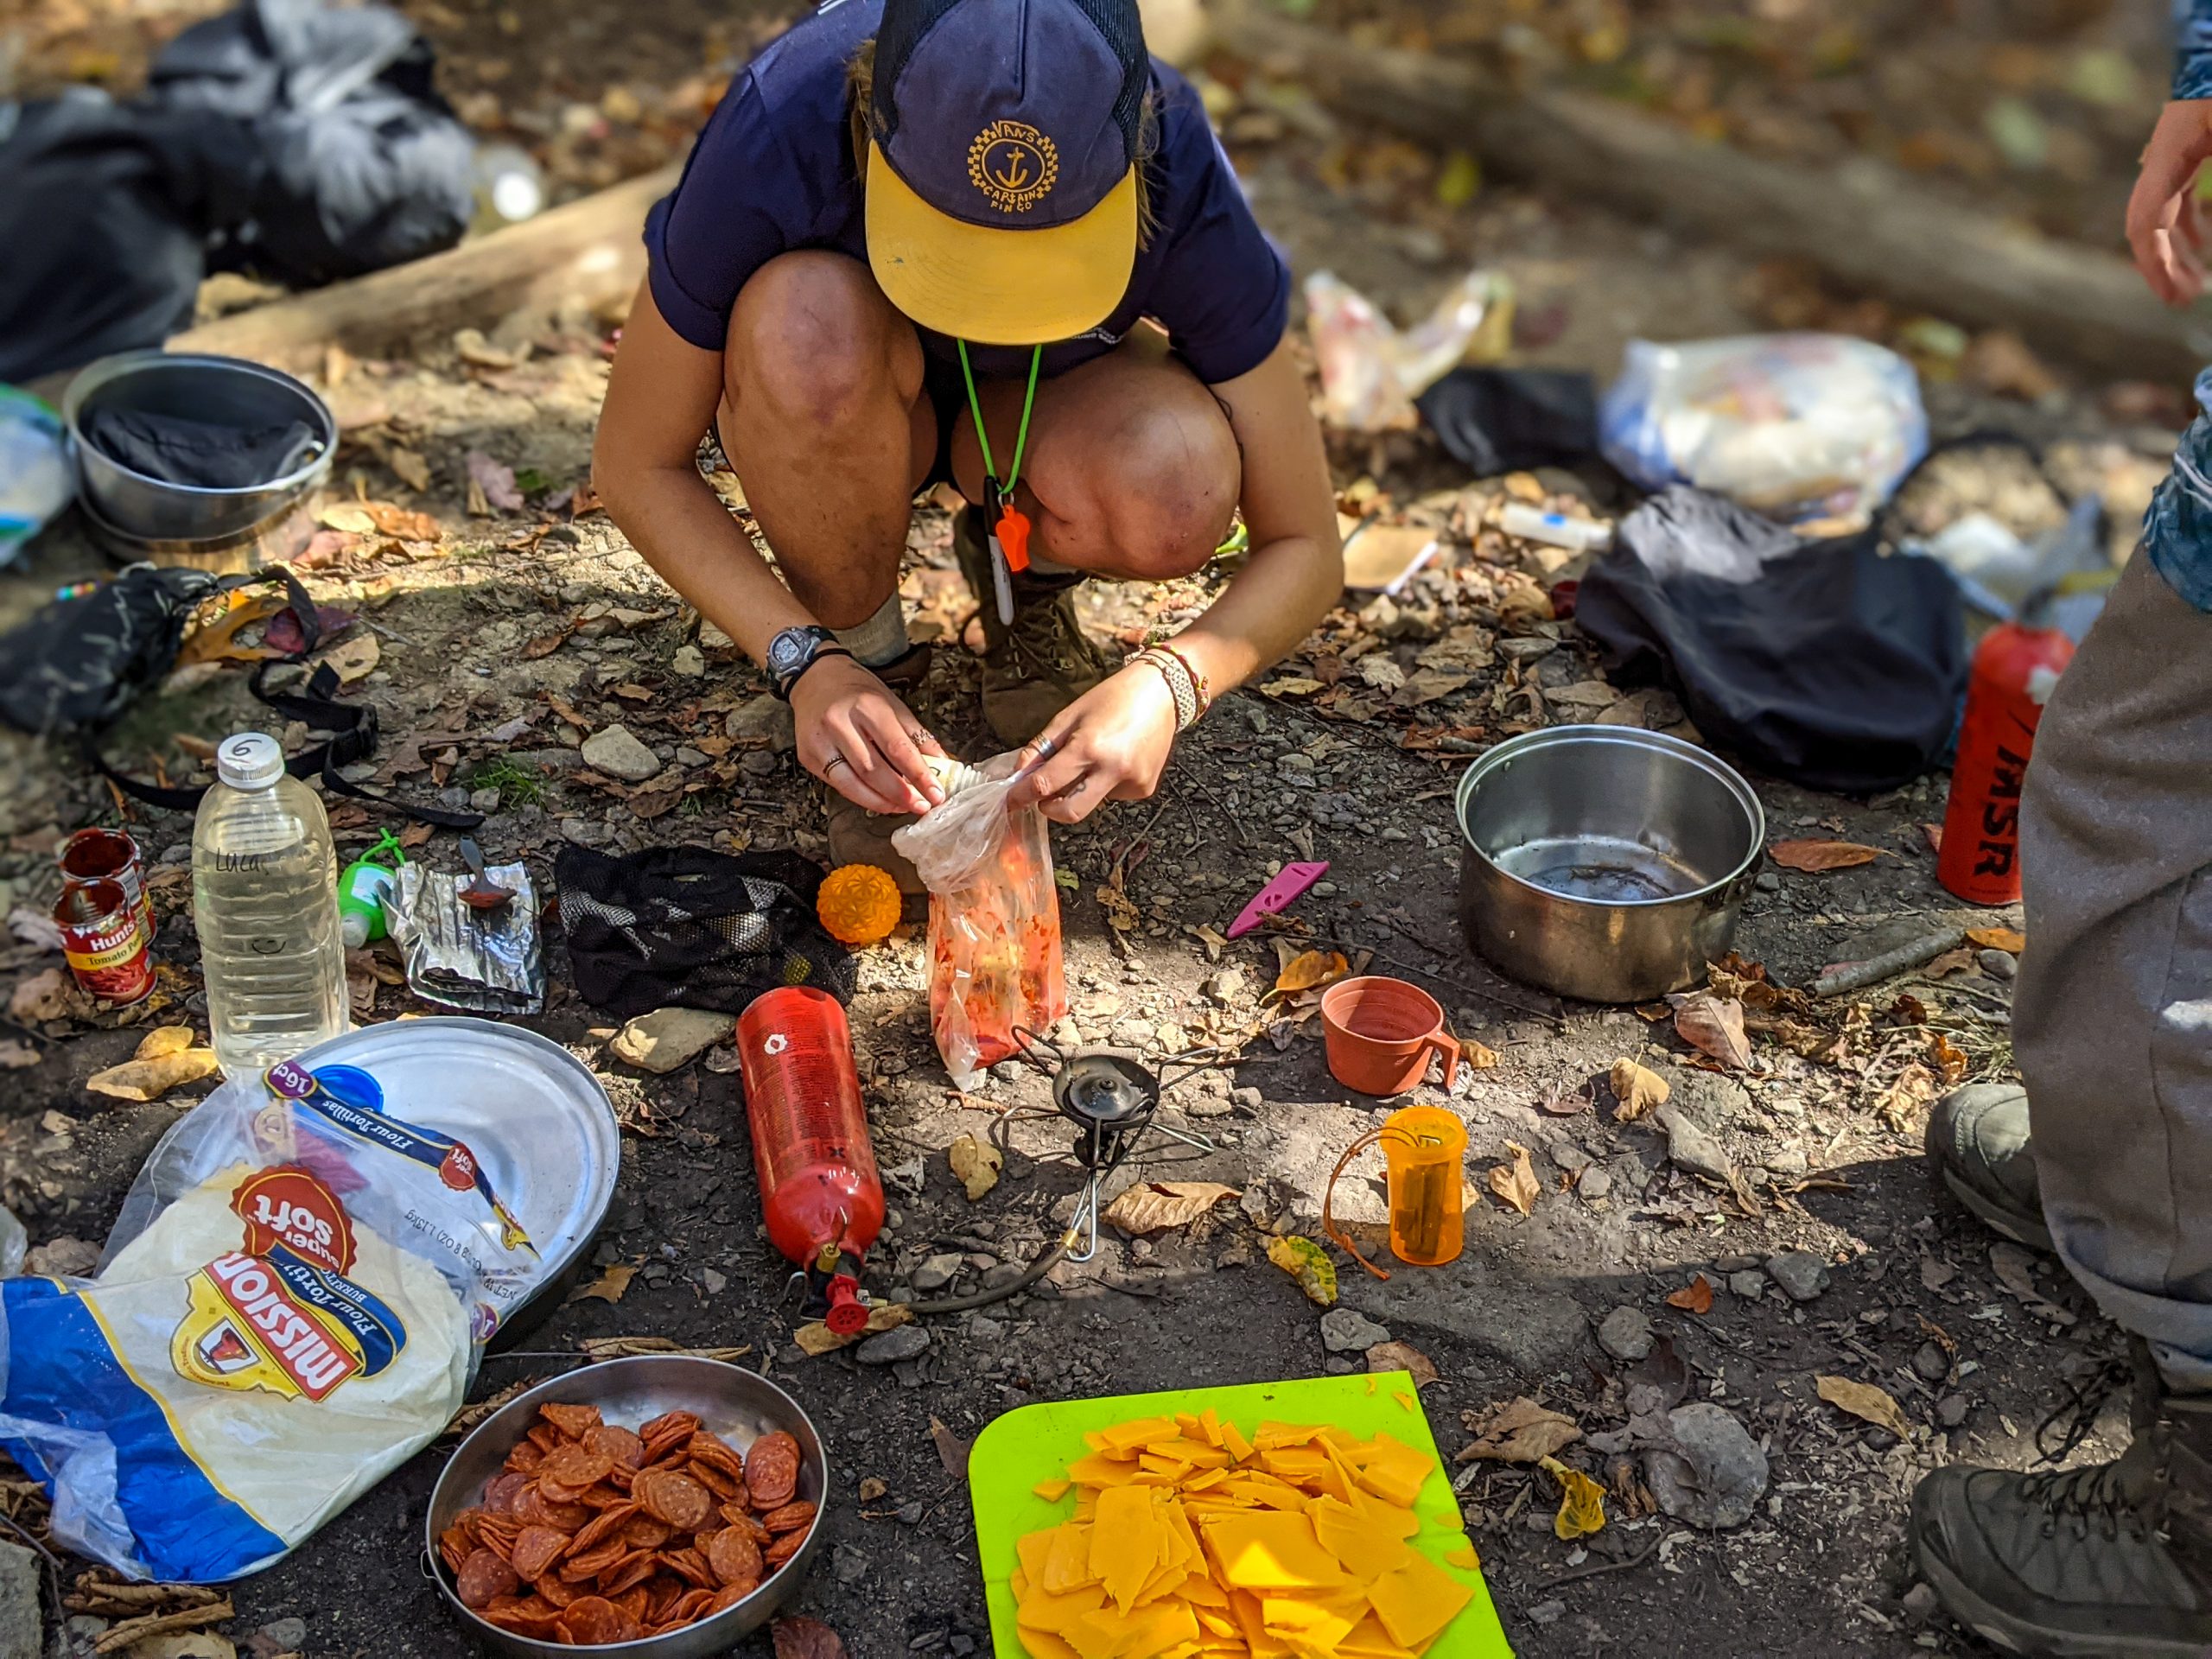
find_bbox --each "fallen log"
[168,162,678,373]
[1211,7,2199,378]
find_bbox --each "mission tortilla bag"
[0,1056,540,1581]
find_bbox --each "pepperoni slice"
[486,1471,533,1518]
[644,1574,683,1625]
[685,1429,747,1479]
[503,1439,545,1475]
[563,1501,639,1560]
[513,1485,589,1533]
[535,1572,581,1610]
[557,1595,623,1646]
[658,1546,716,1589]
[744,1432,802,1509]
[578,1483,632,1510]
[540,1402,603,1441]
[704,1526,763,1587]
[527,1421,567,1455]
[438,1528,473,1576]
[612,1584,653,1624]
[559,1537,629,1582]
[639,1410,702,1443]
[623,1514,675,1550]
[482,1600,564,1639]
[667,1587,715,1624]
[456,1547,520,1610]
[510,1526,569,1583]
[474,1520,518,1564]
[598,1548,661,1598]
[720,1507,771,1544]
[760,1500,817,1534]
[585,1424,647,1470]
[543,1444,615,1491]
[684,1459,741,1501]
[534,1473,591,1507]
[636,1470,714,1531]
[764,1524,809,1569]
[708,1579,758,1613]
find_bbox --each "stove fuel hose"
[905,1227,1077,1317]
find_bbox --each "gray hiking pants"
[2017,550,2212,1389]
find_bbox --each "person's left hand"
[1006,665,1179,824]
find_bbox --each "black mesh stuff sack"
[555,846,855,1019]
[1574,485,1967,796]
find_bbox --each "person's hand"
[1006,665,1179,824]
[2128,101,2212,304]
[791,656,946,816]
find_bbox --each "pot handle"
[1423,1033,1461,1090]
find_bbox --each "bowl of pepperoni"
[428,1355,828,1655]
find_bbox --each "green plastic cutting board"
[967,1371,1516,1657]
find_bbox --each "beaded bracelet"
[1154,640,1212,721]
[1134,647,1200,732]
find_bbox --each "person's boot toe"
[1928,1083,2052,1252]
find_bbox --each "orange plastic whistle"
[996,506,1032,573]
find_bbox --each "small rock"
[856,1325,932,1365]
[980,1262,1028,1291]
[1754,871,1782,893]
[726,694,798,753]
[1319,1307,1390,1353]
[895,1499,926,1523]
[834,1543,869,1585]
[968,1315,1006,1342]
[1646,1402,1769,1529]
[671,644,707,677]
[676,747,710,767]
[1912,1341,1950,1383]
[740,751,781,780]
[609,1007,735,1073]
[581,722,664,782]
[912,1253,963,1294]
[1728,1269,1766,1300]
[1230,1086,1263,1115]
[1764,1249,1831,1303]
[1526,1599,1567,1627]
[1901,1582,1942,1624]
[251,1617,308,1657]
[1577,1165,1612,1203]
[1656,1104,1732,1182]
[468,786,503,814]
[0,1541,36,1659]
[1936,1394,1970,1429]
[1980,949,2018,982]
[1597,1305,1653,1362]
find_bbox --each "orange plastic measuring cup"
[1382,1105,1467,1267]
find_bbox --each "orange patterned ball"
[817,863,903,947]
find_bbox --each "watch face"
[767,630,808,679]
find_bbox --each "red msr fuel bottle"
[735,986,884,1334]
[1937,620,2076,906]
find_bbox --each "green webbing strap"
[957,340,1044,499]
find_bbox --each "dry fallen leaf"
[1770,839,1884,872]
[1816,1374,1911,1439]
[1990,1241,2076,1325]
[1668,992,1751,1069]
[1876,1063,1939,1133]
[364,500,440,540]
[772,1617,849,1659]
[1102,1180,1238,1235]
[134,1027,195,1060]
[1488,1142,1540,1216]
[1966,926,2025,954]
[9,968,78,1024]
[1274,949,1351,995]
[1460,1037,1499,1069]
[177,593,288,665]
[1609,1058,1670,1121]
[1540,1455,1608,1540]
[1266,1235,1338,1306]
[928,1415,970,1479]
[1666,1274,1715,1315]
[1929,1031,1971,1087]
[948,1134,1002,1201]
[795,1302,912,1357]
[565,1263,636,1305]
[1458,1397,1581,1465]
[86,1047,220,1103]
[387,447,432,493]
[1924,947,1978,979]
[1364,1339,1439,1388]
[857,1477,888,1503]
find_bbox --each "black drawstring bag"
[1575,484,1967,795]
[555,845,855,1019]
[0,563,477,826]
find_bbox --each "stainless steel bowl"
[1455,725,1764,1003]
[428,1357,829,1657]
[63,352,334,546]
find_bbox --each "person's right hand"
[790,656,947,817]
[2128,100,2212,304]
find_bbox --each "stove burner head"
[1052,1052,1159,1127]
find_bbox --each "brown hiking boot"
[823,642,931,896]
[1911,1344,2212,1656]
[952,506,1108,747]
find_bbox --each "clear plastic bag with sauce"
[892,753,1067,1089]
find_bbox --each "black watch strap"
[769,625,852,699]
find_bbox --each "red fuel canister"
[735,986,884,1334]
[1937,621,2075,906]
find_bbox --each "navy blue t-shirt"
[644,0,1290,385]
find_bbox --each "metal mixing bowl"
[63,352,334,550]
[427,1357,829,1657]
[1455,726,1764,1003]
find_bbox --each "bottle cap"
[215,733,284,791]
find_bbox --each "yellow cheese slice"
[1203,1511,1352,1592]
[1338,1611,1418,1659]
[1015,1629,1085,1659]
[1094,1485,1166,1612]
[1018,1584,1110,1635]
[1199,1408,1224,1448]
[1309,1495,1417,1582]
[1221,1421,1257,1464]
[1255,1421,1323,1450]
[1070,1452,1148,1487]
[1263,1592,1360,1656]
[1035,1477,1074,1503]
[1041,1523,1103,1594]
[1440,1538,1479,1570]
[1230,1589,1294,1659]
[1363,1553,1474,1650]
[1018,1528,1058,1587]
[1103,1417,1183,1452]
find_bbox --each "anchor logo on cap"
[968,119,1058,213]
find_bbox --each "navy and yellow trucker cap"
[864,0,1148,345]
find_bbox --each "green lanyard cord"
[956,340,1044,500]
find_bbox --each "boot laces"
[2020,1458,2154,1545]
[2035,1351,2136,1466]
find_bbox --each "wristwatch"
[766,625,849,700]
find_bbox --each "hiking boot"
[1928,1083,2052,1252]
[823,642,931,897]
[952,506,1108,747]
[1911,1354,2212,1656]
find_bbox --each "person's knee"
[1093,402,1240,579]
[728,253,915,433]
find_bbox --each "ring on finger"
[825,754,851,773]
[1033,735,1059,763]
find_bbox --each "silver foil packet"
[390,859,544,1015]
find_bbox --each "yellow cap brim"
[865,140,1135,346]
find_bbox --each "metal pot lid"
[232,1018,617,1327]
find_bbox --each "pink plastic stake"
[1227,861,1330,939]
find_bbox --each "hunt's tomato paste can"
[55,878,155,1006]
[59,828,153,934]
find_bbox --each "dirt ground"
[0,18,2200,1659]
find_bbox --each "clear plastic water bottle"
[193,733,349,1077]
